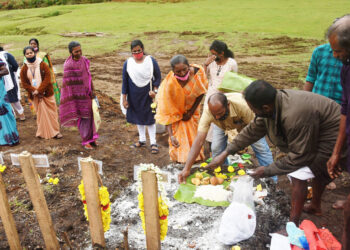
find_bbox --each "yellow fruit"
[228,166,234,173]
[195,173,203,180]
[200,162,208,168]
[210,176,218,185]
[214,166,221,173]
[256,184,262,191]
[238,169,246,176]
[191,178,201,186]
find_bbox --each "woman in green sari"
[27,38,61,105]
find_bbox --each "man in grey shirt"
[207,80,347,225]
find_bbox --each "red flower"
[102,203,110,211]
[160,215,167,220]
[238,163,244,168]
[83,200,87,204]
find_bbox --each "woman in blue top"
[0,59,19,146]
[122,40,161,154]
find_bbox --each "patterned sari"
[39,52,61,105]
[156,64,208,163]
[60,56,98,146]
[0,76,19,145]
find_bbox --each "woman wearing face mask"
[0,59,19,145]
[20,46,62,139]
[156,55,208,163]
[122,40,161,154]
[203,40,238,160]
[27,38,61,105]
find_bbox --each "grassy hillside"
[0,0,349,59]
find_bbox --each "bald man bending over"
[178,92,274,183]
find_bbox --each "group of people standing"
[0,39,98,149]
[0,15,349,247]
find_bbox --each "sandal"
[151,144,159,154]
[84,143,93,150]
[54,133,63,139]
[130,141,146,148]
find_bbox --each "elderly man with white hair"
[326,14,350,249]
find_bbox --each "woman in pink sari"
[60,41,98,149]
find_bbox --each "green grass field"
[0,0,349,59]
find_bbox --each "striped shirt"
[306,43,343,104]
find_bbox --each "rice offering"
[194,185,231,202]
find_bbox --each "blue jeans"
[211,124,278,182]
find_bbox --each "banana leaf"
[174,172,230,207]
[218,72,255,93]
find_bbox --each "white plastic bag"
[217,176,256,245]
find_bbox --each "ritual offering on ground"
[174,154,253,207]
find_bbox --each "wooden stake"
[0,172,21,249]
[80,157,105,247]
[19,151,59,249]
[123,226,129,250]
[141,170,161,250]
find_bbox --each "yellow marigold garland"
[78,180,111,232]
[138,193,169,241]
[137,163,169,241]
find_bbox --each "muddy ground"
[0,33,349,249]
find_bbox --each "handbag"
[92,97,101,132]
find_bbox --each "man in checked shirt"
[304,40,343,192]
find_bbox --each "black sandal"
[130,141,146,148]
[151,144,159,154]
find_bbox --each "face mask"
[215,56,221,62]
[33,47,39,52]
[218,108,229,121]
[175,70,190,81]
[27,56,36,63]
[133,52,144,60]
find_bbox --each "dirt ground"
[0,33,349,249]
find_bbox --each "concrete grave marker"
[133,165,169,184]
[11,154,49,167]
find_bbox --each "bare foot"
[332,200,347,210]
[303,203,322,216]
[326,182,336,190]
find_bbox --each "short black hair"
[130,40,144,50]
[208,93,228,107]
[23,46,35,55]
[243,80,277,109]
[170,54,189,69]
[29,38,39,47]
[0,46,3,51]
[210,40,234,58]
[68,41,81,53]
